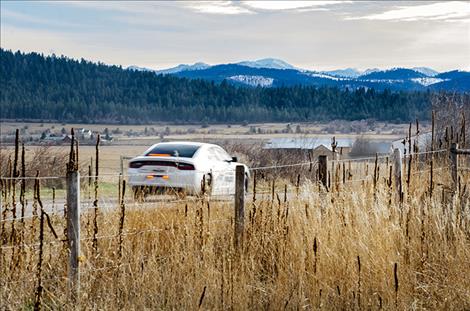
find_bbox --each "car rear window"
[145,144,201,158]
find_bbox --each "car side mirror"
[231,156,238,162]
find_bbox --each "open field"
[1,120,431,176]
[1,120,429,144]
[0,145,145,176]
[1,121,468,310]
[1,159,469,309]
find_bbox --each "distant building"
[76,128,92,140]
[41,133,73,145]
[264,137,354,159]
[62,135,73,144]
[42,133,63,141]
[264,137,393,159]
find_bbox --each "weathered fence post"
[393,149,403,204]
[234,165,245,248]
[120,155,124,176]
[318,155,328,189]
[92,135,100,252]
[430,111,435,198]
[66,170,80,301]
[252,171,257,202]
[450,143,458,193]
[296,173,301,196]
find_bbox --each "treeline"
[1,49,433,124]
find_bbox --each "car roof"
[143,142,223,157]
[151,141,220,149]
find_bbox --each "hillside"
[175,65,469,91]
[0,49,436,124]
[142,59,469,92]
[358,68,427,80]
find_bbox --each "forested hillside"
[1,49,434,124]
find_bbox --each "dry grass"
[1,121,417,138]
[1,157,469,310]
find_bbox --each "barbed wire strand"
[403,149,448,158]
[0,219,232,250]
[0,147,460,181]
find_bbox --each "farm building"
[264,137,354,159]
[264,137,393,160]
[41,134,73,145]
[76,128,93,140]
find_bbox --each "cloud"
[184,1,253,15]
[349,1,470,22]
[182,0,350,15]
[242,1,349,11]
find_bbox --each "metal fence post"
[234,165,245,248]
[66,170,80,301]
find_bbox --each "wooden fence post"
[393,149,403,204]
[450,143,458,193]
[318,155,328,189]
[120,155,124,176]
[66,170,80,301]
[252,171,257,202]
[234,165,245,248]
[430,111,435,198]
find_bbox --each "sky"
[1,1,469,72]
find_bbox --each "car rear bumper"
[127,169,204,194]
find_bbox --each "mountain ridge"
[174,64,467,91]
[130,59,467,91]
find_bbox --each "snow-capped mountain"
[359,68,427,80]
[412,67,439,77]
[322,68,362,78]
[235,58,296,70]
[228,75,274,87]
[155,62,210,74]
[411,77,447,87]
[128,62,210,74]
[362,68,381,75]
[140,59,468,92]
[305,72,348,81]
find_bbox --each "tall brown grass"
[0,146,71,189]
[1,160,469,310]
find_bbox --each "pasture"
[1,124,469,310]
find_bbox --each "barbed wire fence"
[1,126,470,307]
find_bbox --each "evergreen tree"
[0,48,444,124]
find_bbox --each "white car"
[128,142,249,197]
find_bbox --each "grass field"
[2,122,468,310]
[1,164,469,309]
[1,120,427,142]
[1,120,427,175]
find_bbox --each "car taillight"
[129,161,143,168]
[177,163,195,170]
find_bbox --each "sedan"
[128,142,249,197]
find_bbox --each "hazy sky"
[1,1,469,71]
